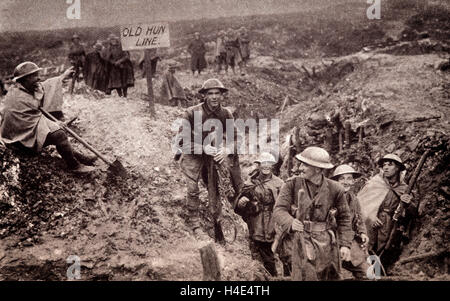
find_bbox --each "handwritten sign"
[120,22,170,51]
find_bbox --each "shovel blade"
[107,159,128,178]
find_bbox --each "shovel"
[40,108,127,178]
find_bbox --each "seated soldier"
[0,62,97,173]
[234,152,284,277]
[331,164,370,280]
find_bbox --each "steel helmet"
[12,62,42,82]
[295,146,334,169]
[72,34,80,40]
[254,152,277,164]
[378,154,406,171]
[198,78,228,94]
[331,164,362,180]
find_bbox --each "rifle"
[381,149,431,256]
[293,188,308,280]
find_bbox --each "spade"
[40,108,127,178]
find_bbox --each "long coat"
[188,39,207,71]
[239,33,250,60]
[0,83,60,152]
[160,71,186,104]
[235,173,284,242]
[83,50,108,92]
[106,45,135,89]
[68,44,85,67]
[273,176,353,280]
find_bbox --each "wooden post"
[144,49,157,116]
[199,243,221,281]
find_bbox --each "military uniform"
[273,176,353,280]
[235,172,284,276]
[188,39,207,74]
[179,102,242,231]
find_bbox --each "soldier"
[67,34,86,94]
[273,146,353,280]
[160,61,186,107]
[0,62,96,173]
[83,42,108,93]
[238,26,250,74]
[215,30,227,74]
[177,78,243,240]
[187,32,207,77]
[105,35,134,98]
[224,29,242,75]
[358,154,417,270]
[331,164,370,279]
[234,152,284,276]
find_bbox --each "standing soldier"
[106,35,135,98]
[83,42,108,93]
[234,152,284,277]
[224,29,242,75]
[238,26,251,74]
[177,78,243,240]
[358,154,417,270]
[215,30,227,74]
[187,32,207,77]
[68,34,86,94]
[331,164,370,279]
[273,146,353,280]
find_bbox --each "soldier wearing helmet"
[0,62,97,174]
[234,152,284,276]
[176,78,243,241]
[357,153,417,270]
[68,34,86,94]
[273,146,353,280]
[331,164,369,279]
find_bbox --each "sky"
[0,0,346,32]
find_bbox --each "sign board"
[120,22,170,51]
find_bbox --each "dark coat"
[188,39,207,71]
[83,51,108,92]
[235,173,284,242]
[106,45,135,89]
[68,44,86,67]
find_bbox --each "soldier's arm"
[335,189,353,248]
[273,180,295,233]
[354,196,368,236]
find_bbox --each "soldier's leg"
[43,130,80,169]
[180,155,204,232]
[123,87,128,98]
[258,241,277,277]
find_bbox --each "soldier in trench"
[234,152,284,277]
[177,78,243,241]
[330,164,370,279]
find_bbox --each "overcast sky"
[0,0,346,32]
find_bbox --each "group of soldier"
[188,27,251,76]
[177,78,417,281]
[68,33,135,97]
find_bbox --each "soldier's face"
[205,89,223,109]
[337,174,355,192]
[298,162,320,181]
[382,161,399,179]
[260,162,273,175]
[21,72,41,91]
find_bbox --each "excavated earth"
[1,6,449,281]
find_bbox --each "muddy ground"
[0,3,449,281]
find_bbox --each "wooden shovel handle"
[40,108,113,165]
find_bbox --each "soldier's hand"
[372,217,383,228]
[400,193,412,204]
[360,233,369,247]
[203,145,218,156]
[291,219,304,232]
[237,197,250,208]
[62,67,75,80]
[340,246,351,262]
[213,149,226,164]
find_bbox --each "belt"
[303,221,328,232]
